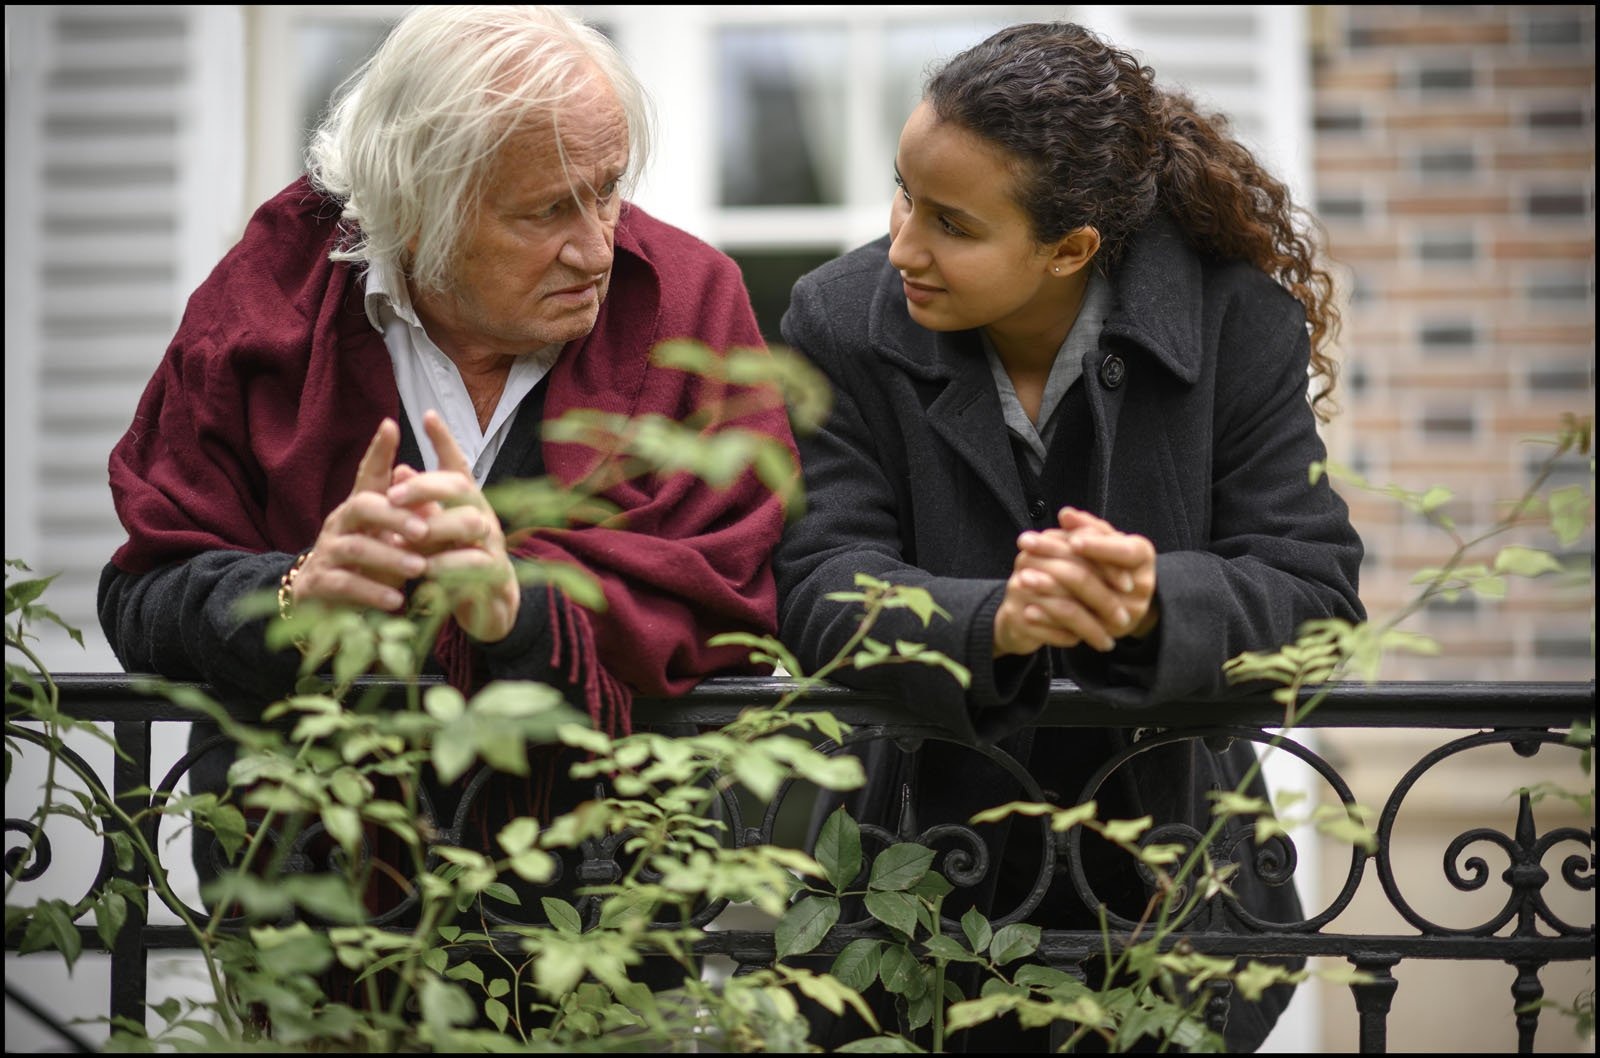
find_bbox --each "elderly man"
[99,5,792,724]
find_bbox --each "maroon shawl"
[108,178,793,726]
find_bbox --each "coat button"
[1099,354,1126,389]
[1029,499,1049,521]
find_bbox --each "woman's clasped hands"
[993,506,1157,657]
[289,410,520,643]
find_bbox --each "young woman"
[774,22,1364,1051]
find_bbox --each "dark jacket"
[774,215,1364,1051]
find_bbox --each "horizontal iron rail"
[37,924,1600,965]
[13,674,1595,728]
[8,673,1594,1053]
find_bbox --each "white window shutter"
[4,5,244,672]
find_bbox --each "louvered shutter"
[4,6,244,673]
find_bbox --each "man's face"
[412,73,630,360]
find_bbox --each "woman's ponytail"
[1157,91,1342,419]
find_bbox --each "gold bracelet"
[278,549,314,623]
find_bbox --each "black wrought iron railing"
[6,675,1595,1053]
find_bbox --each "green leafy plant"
[748,415,1595,1053]
[1225,412,1596,1044]
[6,371,1592,1051]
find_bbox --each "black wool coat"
[774,214,1365,1051]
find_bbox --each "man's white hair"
[307,5,653,293]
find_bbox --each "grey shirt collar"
[983,268,1112,475]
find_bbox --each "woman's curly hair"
[928,22,1343,420]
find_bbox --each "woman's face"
[887,102,1063,339]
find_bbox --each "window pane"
[296,19,393,156]
[718,26,848,207]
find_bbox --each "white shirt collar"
[363,257,561,484]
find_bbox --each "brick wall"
[1309,5,1594,681]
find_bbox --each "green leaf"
[899,646,972,689]
[431,725,477,786]
[880,585,952,627]
[1313,963,1376,987]
[946,992,1025,1034]
[969,800,1059,826]
[707,632,805,678]
[1468,574,1507,598]
[542,896,583,935]
[510,849,557,883]
[1316,812,1378,853]
[328,767,373,807]
[419,975,477,1030]
[249,922,334,977]
[445,960,485,985]
[482,882,521,907]
[864,890,920,938]
[1014,964,1090,995]
[922,934,986,965]
[830,939,883,993]
[484,996,510,1032]
[857,637,891,659]
[780,965,880,1031]
[1134,842,1187,867]
[1209,791,1271,818]
[598,887,656,930]
[1232,959,1303,1002]
[732,751,785,801]
[906,987,936,1031]
[1492,545,1565,578]
[498,817,541,857]
[202,872,292,919]
[960,907,992,954]
[775,895,841,960]
[816,807,863,892]
[321,804,362,857]
[910,870,953,902]
[1419,485,1453,513]
[109,831,136,873]
[1048,802,1100,831]
[18,900,82,968]
[377,639,415,677]
[91,889,126,947]
[989,922,1041,966]
[532,940,586,998]
[878,943,922,995]
[424,685,467,723]
[1548,485,1590,546]
[868,843,935,892]
[1098,816,1153,845]
[284,874,367,924]
[203,804,248,864]
[6,574,57,614]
